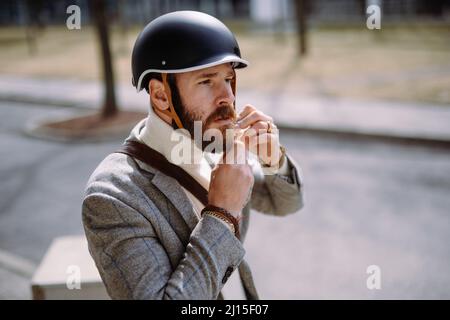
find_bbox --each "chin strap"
[161,73,184,129]
[160,68,238,129]
[231,68,237,110]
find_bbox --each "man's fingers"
[238,111,273,129]
[249,120,273,133]
[237,104,256,121]
[240,121,278,140]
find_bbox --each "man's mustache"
[205,104,236,127]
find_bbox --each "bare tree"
[214,0,221,18]
[294,0,308,56]
[90,0,118,118]
[23,0,45,55]
[118,0,129,54]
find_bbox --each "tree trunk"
[91,0,118,118]
[118,0,129,54]
[23,0,37,56]
[214,0,221,18]
[294,0,307,56]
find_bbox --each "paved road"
[1,101,449,299]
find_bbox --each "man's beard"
[169,78,237,152]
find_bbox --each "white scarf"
[137,107,221,218]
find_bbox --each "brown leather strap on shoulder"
[115,140,208,206]
[115,140,259,300]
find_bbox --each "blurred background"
[0,0,449,299]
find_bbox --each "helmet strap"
[231,69,237,109]
[161,73,184,129]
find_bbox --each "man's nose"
[216,82,235,106]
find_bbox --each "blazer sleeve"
[82,192,245,300]
[249,153,305,216]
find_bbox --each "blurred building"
[0,0,449,26]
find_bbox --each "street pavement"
[1,100,450,299]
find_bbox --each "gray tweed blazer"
[82,122,304,299]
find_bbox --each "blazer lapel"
[150,170,200,232]
[124,128,200,233]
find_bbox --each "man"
[82,11,304,300]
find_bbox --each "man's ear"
[149,78,169,112]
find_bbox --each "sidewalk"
[1,75,450,145]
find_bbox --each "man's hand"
[208,140,254,218]
[236,104,282,167]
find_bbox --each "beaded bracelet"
[201,204,240,239]
[203,210,235,234]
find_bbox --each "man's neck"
[138,106,209,166]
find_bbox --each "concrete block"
[31,235,109,300]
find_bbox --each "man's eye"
[199,79,211,85]
[225,78,234,83]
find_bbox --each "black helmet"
[131,10,248,129]
[132,10,248,92]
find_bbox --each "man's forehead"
[185,63,234,78]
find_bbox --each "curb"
[2,95,450,148]
[23,109,147,144]
[277,124,450,149]
[0,94,95,110]
[0,249,36,279]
